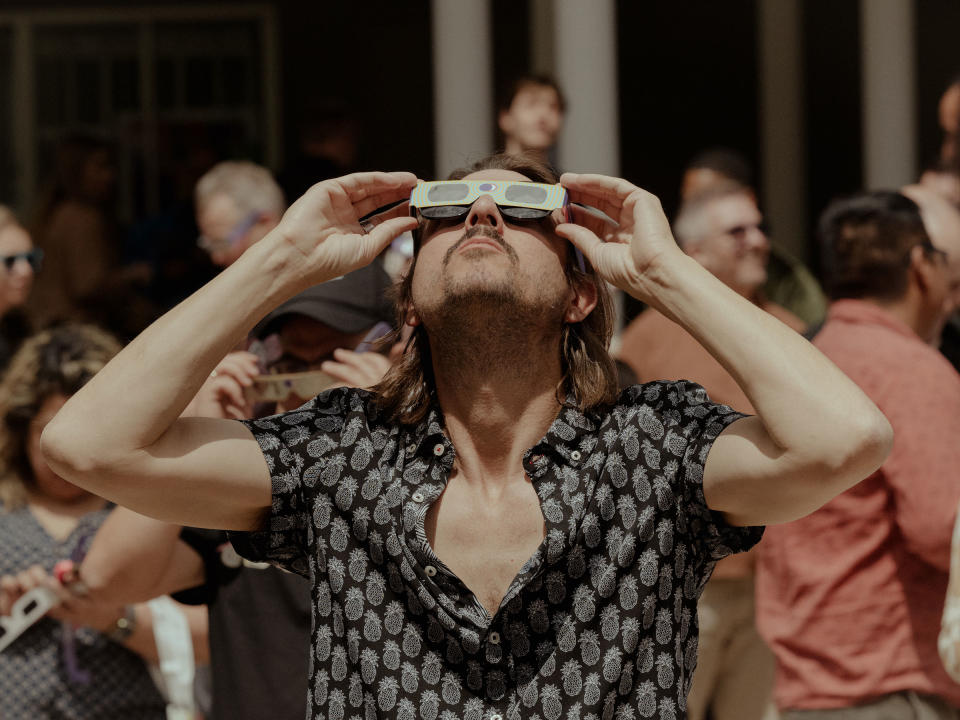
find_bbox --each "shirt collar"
[826,298,921,342]
[401,396,601,467]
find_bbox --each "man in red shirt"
[756,190,960,718]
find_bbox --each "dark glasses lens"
[500,206,551,220]
[419,204,550,222]
[419,205,470,220]
[0,249,43,272]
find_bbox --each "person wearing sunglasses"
[44,152,891,720]
[0,206,41,371]
[195,161,286,268]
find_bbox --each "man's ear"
[910,244,938,295]
[404,304,421,328]
[565,275,599,323]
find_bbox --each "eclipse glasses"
[409,180,570,221]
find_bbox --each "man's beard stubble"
[415,225,567,370]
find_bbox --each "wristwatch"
[106,605,137,643]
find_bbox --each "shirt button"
[488,631,501,645]
[412,492,425,503]
[406,443,417,454]
[433,443,445,456]
[425,565,437,577]
[570,450,582,461]
[491,715,503,720]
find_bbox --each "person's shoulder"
[243,387,396,444]
[761,300,807,334]
[621,307,674,344]
[609,379,736,427]
[44,201,103,236]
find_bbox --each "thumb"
[364,216,419,255]
[556,222,602,262]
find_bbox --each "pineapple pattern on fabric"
[230,381,763,720]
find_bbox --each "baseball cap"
[252,261,394,339]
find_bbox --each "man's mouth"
[458,237,505,254]
[443,227,518,265]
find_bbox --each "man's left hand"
[557,173,686,304]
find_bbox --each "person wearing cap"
[49,263,398,720]
[42,154,891,719]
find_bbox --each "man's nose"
[465,194,505,233]
[11,259,33,278]
[746,224,769,251]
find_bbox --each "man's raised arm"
[41,172,418,531]
[558,173,893,527]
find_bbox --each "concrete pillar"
[757,0,807,258]
[861,0,917,188]
[529,0,554,76]
[430,0,493,177]
[553,0,619,175]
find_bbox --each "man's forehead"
[705,193,761,228]
[199,192,242,224]
[460,169,533,183]
[513,84,560,106]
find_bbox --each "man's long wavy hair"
[0,324,120,510]
[373,153,619,425]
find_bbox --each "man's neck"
[430,324,564,492]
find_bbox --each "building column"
[861,0,917,189]
[430,0,493,177]
[553,0,619,175]
[757,0,807,259]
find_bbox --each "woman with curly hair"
[0,325,168,719]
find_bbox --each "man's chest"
[424,475,546,618]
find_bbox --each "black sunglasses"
[417,203,556,222]
[0,249,43,272]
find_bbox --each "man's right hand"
[274,172,419,288]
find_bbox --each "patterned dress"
[0,503,166,719]
[232,382,763,720]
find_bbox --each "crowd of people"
[0,71,958,720]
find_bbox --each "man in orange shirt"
[619,181,804,720]
[756,190,960,719]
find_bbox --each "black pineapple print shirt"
[230,381,763,720]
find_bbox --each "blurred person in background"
[618,181,805,720]
[919,78,960,206]
[27,134,120,329]
[498,74,565,164]
[680,148,827,329]
[902,184,960,373]
[195,160,286,269]
[279,98,361,202]
[757,191,960,719]
[0,206,41,370]
[72,262,397,720]
[0,325,207,719]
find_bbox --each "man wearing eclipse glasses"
[43,152,892,719]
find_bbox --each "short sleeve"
[668,381,764,562]
[227,400,327,578]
